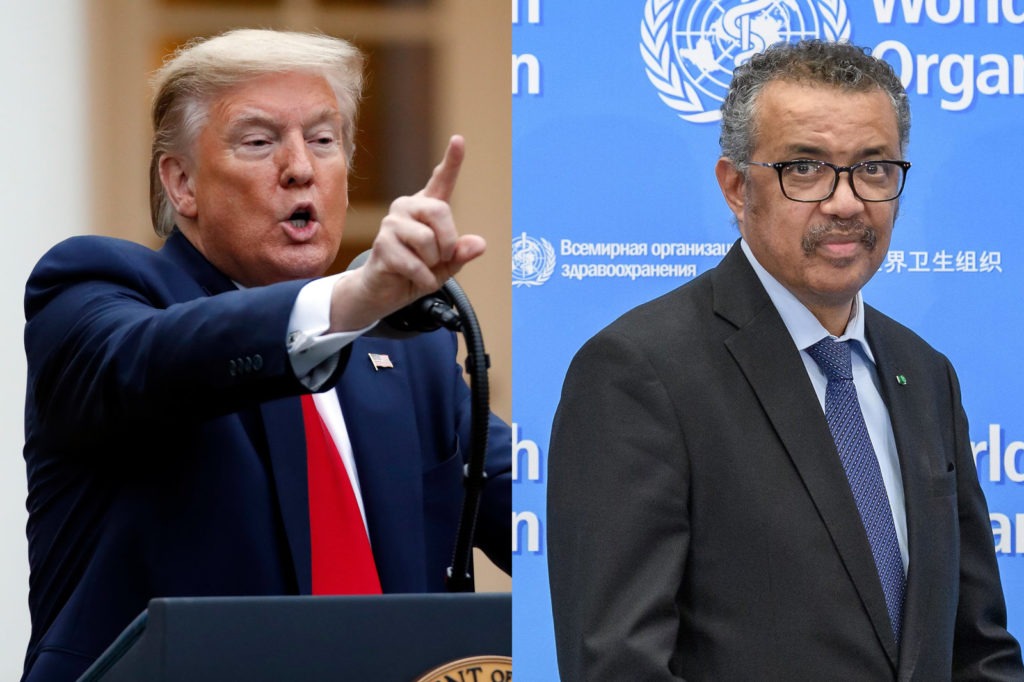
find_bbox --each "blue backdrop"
[513,1,1024,679]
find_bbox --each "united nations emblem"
[641,0,851,123]
[512,232,556,287]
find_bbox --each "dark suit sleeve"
[24,237,319,447]
[947,362,1024,680]
[548,328,689,681]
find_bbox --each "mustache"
[801,221,877,255]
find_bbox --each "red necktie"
[301,394,382,595]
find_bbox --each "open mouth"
[287,207,313,228]
[284,202,318,229]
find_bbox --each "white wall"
[0,1,88,677]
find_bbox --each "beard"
[801,220,877,256]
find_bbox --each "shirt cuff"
[287,272,378,390]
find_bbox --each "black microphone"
[346,250,461,336]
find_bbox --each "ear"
[715,157,746,225]
[159,154,198,219]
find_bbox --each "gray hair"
[719,40,910,168]
[149,29,364,238]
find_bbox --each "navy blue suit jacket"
[21,231,511,681]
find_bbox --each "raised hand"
[329,135,486,332]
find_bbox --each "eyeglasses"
[748,159,911,203]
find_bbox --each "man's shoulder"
[592,266,720,345]
[29,235,167,286]
[864,304,956,380]
[25,234,210,321]
[37,233,156,264]
[864,304,942,354]
[587,242,756,344]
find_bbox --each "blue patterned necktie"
[806,337,906,645]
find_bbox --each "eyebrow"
[227,108,345,133]
[781,144,894,159]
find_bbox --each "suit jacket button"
[252,354,263,371]
[228,359,238,376]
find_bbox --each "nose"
[818,170,863,218]
[278,133,314,187]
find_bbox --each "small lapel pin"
[368,353,394,371]
[896,374,907,386]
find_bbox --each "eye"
[240,136,273,150]
[309,132,338,146]
[784,160,823,177]
[778,160,819,178]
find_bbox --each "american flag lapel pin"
[368,352,394,371]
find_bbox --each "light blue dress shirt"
[739,240,909,571]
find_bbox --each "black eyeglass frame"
[748,159,912,203]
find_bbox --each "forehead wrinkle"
[224,106,343,131]
[781,143,828,159]
[757,83,899,155]
[778,143,894,161]
[304,107,345,131]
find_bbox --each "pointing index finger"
[420,135,465,201]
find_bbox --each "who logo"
[512,233,556,288]
[641,0,851,123]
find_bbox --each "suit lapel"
[336,339,427,592]
[866,312,943,678]
[714,246,900,666]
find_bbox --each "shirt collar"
[739,239,875,363]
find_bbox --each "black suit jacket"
[548,242,1022,681]
[22,232,511,681]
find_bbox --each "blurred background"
[1,0,510,677]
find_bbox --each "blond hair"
[149,29,364,237]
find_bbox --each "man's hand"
[328,135,486,332]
